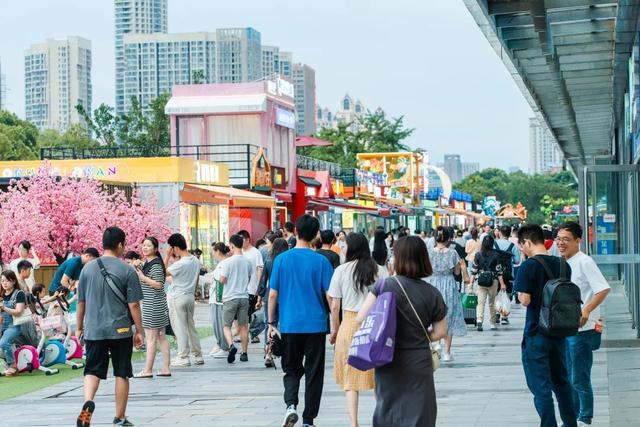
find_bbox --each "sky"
[0,0,534,170]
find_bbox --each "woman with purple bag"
[328,233,388,427]
[356,236,448,427]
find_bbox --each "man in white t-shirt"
[9,240,41,290]
[556,222,610,427]
[165,233,204,367]
[218,234,253,363]
[238,230,264,343]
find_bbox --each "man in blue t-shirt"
[268,214,333,427]
[513,224,576,427]
[48,248,100,295]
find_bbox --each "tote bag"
[347,278,397,371]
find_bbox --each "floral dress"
[427,247,467,336]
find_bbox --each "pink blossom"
[0,162,175,264]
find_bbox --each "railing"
[40,145,357,190]
[40,144,260,188]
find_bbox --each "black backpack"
[533,256,582,338]
[494,242,515,282]
[476,252,497,287]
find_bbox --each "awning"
[274,192,292,203]
[299,176,322,187]
[295,136,333,147]
[307,197,379,213]
[185,184,275,208]
[165,94,267,115]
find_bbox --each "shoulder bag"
[393,276,441,371]
[10,290,33,326]
[97,258,132,322]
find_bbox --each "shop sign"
[196,162,221,184]
[271,166,286,190]
[275,107,296,129]
[342,210,355,229]
[251,148,272,191]
[267,78,295,99]
[603,213,616,223]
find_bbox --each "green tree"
[301,109,415,168]
[37,124,98,151]
[76,103,119,146]
[118,93,170,151]
[0,123,38,160]
[192,70,206,84]
[455,170,578,225]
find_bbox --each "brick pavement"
[1,286,637,426]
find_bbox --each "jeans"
[282,333,326,425]
[522,333,577,427]
[0,325,22,365]
[168,294,202,358]
[566,329,602,424]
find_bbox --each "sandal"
[133,370,153,378]
[156,371,172,377]
[3,366,18,376]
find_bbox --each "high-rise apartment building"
[115,0,168,115]
[24,37,92,131]
[123,28,262,113]
[292,63,316,136]
[529,117,564,174]
[123,32,216,112]
[279,51,293,80]
[318,94,366,133]
[262,45,280,78]
[461,162,480,179]
[216,28,262,83]
[444,154,463,183]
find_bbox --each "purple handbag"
[347,278,397,371]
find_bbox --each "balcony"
[40,145,357,190]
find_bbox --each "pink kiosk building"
[165,80,297,239]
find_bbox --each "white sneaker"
[170,357,190,367]
[490,324,497,330]
[577,422,590,427]
[208,346,221,357]
[194,356,205,365]
[213,349,229,359]
[442,352,453,362]
[282,405,298,427]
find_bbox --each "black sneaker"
[113,417,134,426]
[495,313,501,324]
[77,400,95,427]
[227,345,238,364]
[265,356,275,368]
[476,323,483,332]
[501,318,510,325]
[240,352,248,362]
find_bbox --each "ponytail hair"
[212,242,230,255]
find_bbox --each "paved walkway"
[1,284,638,426]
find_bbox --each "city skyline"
[0,0,533,170]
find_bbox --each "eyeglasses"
[555,237,575,243]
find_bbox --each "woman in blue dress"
[428,226,468,362]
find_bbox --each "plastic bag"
[495,290,511,317]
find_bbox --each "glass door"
[579,164,640,334]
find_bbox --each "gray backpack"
[533,256,582,338]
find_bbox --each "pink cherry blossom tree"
[0,163,174,264]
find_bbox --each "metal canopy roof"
[464,0,640,170]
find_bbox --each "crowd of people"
[0,216,611,427]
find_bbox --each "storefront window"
[196,204,220,267]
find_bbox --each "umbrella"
[295,136,333,147]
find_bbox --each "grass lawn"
[0,327,213,401]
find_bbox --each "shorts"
[222,298,249,327]
[84,337,133,380]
